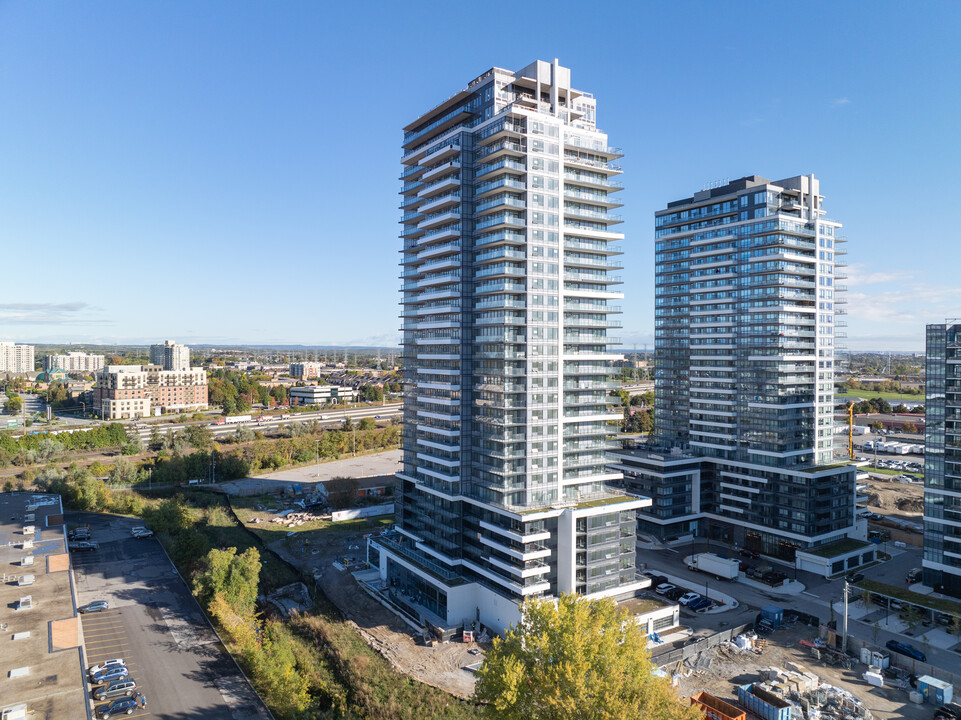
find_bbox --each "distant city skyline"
[2,2,959,351]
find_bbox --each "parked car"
[885,639,926,662]
[739,549,760,559]
[906,568,922,584]
[933,703,961,720]
[664,587,687,601]
[88,659,125,677]
[80,601,109,614]
[654,583,675,595]
[131,528,153,538]
[689,597,713,611]
[91,665,130,684]
[93,678,137,701]
[69,541,99,552]
[678,592,702,606]
[846,573,865,584]
[96,697,138,718]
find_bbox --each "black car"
[739,549,760,559]
[934,704,961,720]
[647,574,668,587]
[664,587,686,601]
[846,572,865,584]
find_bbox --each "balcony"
[475,229,525,248]
[476,214,525,233]
[476,177,526,198]
[564,171,623,191]
[476,195,526,216]
[476,158,526,180]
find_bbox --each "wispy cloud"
[845,264,916,287]
[832,97,851,107]
[0,301,109,326]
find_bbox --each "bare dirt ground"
[865,476,923,518]
[677,625,931,720]
[236,505,480,699]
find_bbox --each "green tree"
[474,594,700,720]
[269,385,287,405]
[194,547,262,617]
[4,394,22,414]
[358,417,376,431]
[870,421,884,431]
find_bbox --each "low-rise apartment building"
[94,365,208,419]
[43,352,105,373]
[289,362,324,379]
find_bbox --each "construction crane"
[846,402,855,461]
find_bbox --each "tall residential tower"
[612,175,867,559]
[923,320,961,597]
[373,60,650,633]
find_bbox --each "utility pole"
[315,439,320,479]
[842,581,849,654]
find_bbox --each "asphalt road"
[71,512,271,720]
[643,541,961,673]
[129,403,402,442]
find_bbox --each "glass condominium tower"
[923,320,961,598]
[373,60,649,634]
[611,175,866,559]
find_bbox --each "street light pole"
[315,439,320,479]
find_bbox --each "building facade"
[288,385,358,405]
[289,362,323,379]
[611,175,865,560]
[149,340,191,371]
[0,342,35,374]
[372,60,650,634]
[43,352,105,373]
[923,320,961,597]
[94,365,208,419]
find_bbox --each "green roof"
[857,579,961,618]
[804,537,870,558]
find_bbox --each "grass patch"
[857,579,961,618]
[804,537,870,558]
[865,467,923,479]
[836,389,923,401]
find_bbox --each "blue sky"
[1,1,959,350]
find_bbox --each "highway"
[128,402,403,441]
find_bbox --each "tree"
[358,417,376,431]
[194,547,262,618]
[269,385,287,405]
[474,594,700,720]
[4,394,22,415]
[902,422,918,434]
[870,421,884,432]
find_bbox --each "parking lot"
[69,512,271,720]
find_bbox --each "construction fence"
[652,623,755,667]
[846,634,961,689]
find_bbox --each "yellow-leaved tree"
[474,593,701,720]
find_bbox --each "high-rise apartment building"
[612,175,866,559]
[150,340,190,371]
[0,342,35,374]
[43,352,105,373]
[372,60,650,634]
[923,320,961,597]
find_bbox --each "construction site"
[673,622,941,720]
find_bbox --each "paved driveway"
[70,512,271,720]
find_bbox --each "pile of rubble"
[270,511,326,527]
[747,662,872,720]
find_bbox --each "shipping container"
[917,675,953,705]
[691,691,746,720]
[737,684,792,720]
[761,606,784,628]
